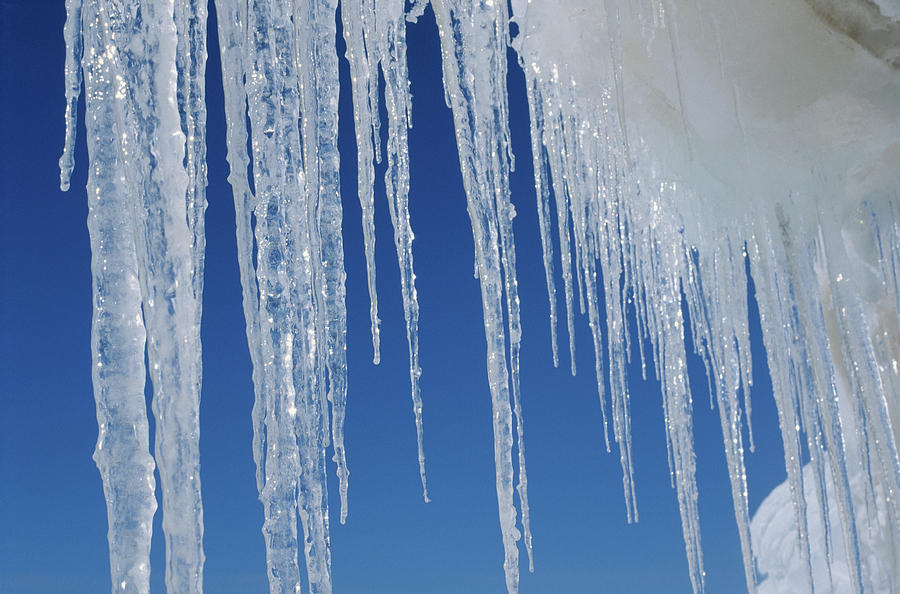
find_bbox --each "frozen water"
[62,0,900,592]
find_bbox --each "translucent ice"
[63,0,899,592]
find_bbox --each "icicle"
[637,182,704,591]
[377,4,430,501]
[751,211,859,591]
[820,212,900,590]
[59,0,83,192]
[81,1,157,590]
[341,0,429,501]
[214,0,268,495]
[520,74,560,368]
[748,215,829,594]
[432,0,529,590]
[91,0,206,589]
[294,0,341,585]
[242,0,307,589]
[683,231,755,593]
[174,0,209,333]
[492,73,532,573]
[546,95,579,377]
[340,0,382,366]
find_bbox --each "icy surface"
[64,0,899,592]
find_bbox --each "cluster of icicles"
[60,0,900,592]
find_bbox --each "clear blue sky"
[0,1,788,591]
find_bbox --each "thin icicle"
[639,182,703,592]
[59,0,83,192]
[174,0,209,333]
[340,0,382,366]
[821,215,900,590]
[341,0,430,501]
[432,0,528,590]
[546,97,579,378]
[491,67,532,571]
[294,0,341,585]
[520,74,560,368]
[214,0,268,495]
[683,232,755,593]
[748,218,822,594]
[378,5,430,500]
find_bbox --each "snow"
[61,0,899,592]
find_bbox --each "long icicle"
[294,0,340,586]
[213,0,269,496]
[377,0,429,502]
[244,0,305,588]
[341,0,430,501]
[340,0,382,367]
[80,1,158,590]
[96,0,206,589]
[432,0,529,590]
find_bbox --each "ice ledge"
[805,0,900,67]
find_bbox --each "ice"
[512,0,900,591]
[242,0,329,589]
[431,0,530,588]
[295,0,343,585]
[341,0,429,502]
[58,0,83,192]
[174,0,209,336]
[212,0,268,496]
[80,0,157,589]
[340,0,381,367]
[64,0,900,592]
[74,0,207,590]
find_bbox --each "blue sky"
[0,1,788,591]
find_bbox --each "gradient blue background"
[1,1,788,591]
